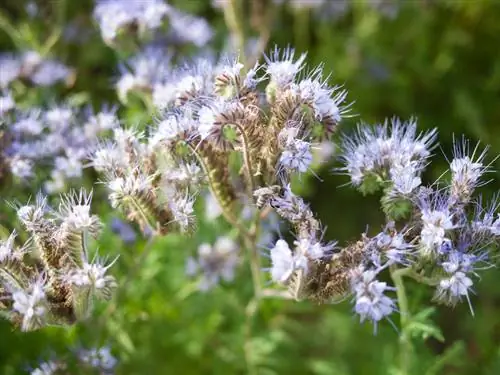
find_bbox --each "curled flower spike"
[1,190,117,331]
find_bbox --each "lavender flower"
[2,103,119,193]
[279,139,313,173]
[0,91,15,115]
[168,9,213,47]
[434,247,488,314]
[417,191,457,257]
[339,118,437,194]
[449,136,491,204]
[116,46,172,102]
[265,46,307,91]
[94,0,170,43]
[351,268,396,329]
[186,236,240,291]
[78,346,117,372]
[0,51,71,87]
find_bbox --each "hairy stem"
[390,265,412,375]
[242,213,262,375]
[230,122,256,195]
[187,143,244,233]
[393,267,440,286]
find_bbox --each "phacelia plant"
[0,190,116,331]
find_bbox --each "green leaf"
[406,307,445,342]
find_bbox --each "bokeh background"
[1,0,500,374]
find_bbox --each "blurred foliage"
[1,0,500,374]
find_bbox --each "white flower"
[30,360,60,375]
[9,157,34,179]
[116,73,137,101]
[390,164,422,196]
[12,279,48,331]
[294,237,334,261]
[152,82,176,108]
[188,236,240,290]
[449,137,489,202]
[58,190,101,232]
[340,118,437,188]
[270,239,295,283]
[0,231,17,262]
[265,46,307,88]
[54,155,83,178]
[198,106,216,139]
[67,261,116,298]
[45,106,73,130]
[169,194,195,231]
[0,92,15,115]
[296,77,346,122]
[204,192,223,220]
[420,209,455,251]
[437,272,473,300]
[279,139,313,173]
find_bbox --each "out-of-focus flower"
[186,236,240,291]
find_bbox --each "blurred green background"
[1,0,500,374]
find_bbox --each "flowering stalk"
[0,190,116,331]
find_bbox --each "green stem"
[242,211,263,375]
[293,7,310,53]
[390,265,412,375]
[393,267,440,286]
[223,0,247,65]
[0,11,22,49]
[229,121,255,195]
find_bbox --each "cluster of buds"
[0,190,116,331]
